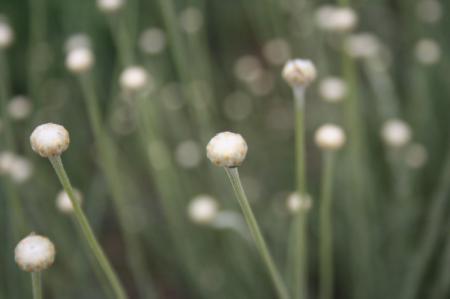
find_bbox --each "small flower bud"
[119,66,150,92]
[30,123,70,158]
[282,59,317,87]
[286,192,312,213]
[206,132,248,168]
[8,96,32,120]
[56,189,83,214]
[0,20,13,49]
[15,234,55,272]
[66,47,94,74]
[188,195,219,224]
[315,124,346,150]
[381,119,411,148]
[319,77,347,103]
[97,0,124,14]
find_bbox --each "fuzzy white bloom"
[30,123,70,157]
[315,6,358,32]
[282,59,317,87]
[139,28,166,55]
[345,33,381,59]
[286,192,312,213]
[207,132,248,168]
[119,66,150,92]
[9,156,33,184]
[234,55,263,83]
[97,0,124,14]
[416,0,442,24]
[415,39,441,65]
[56,189,83,214]
[262,38,292,66]
[175,140,202,169]
[15,234,55,272]
[8,96,32,120]
[179,7,204,34]
[381,119,412,148]
[188,195,219,224]
[319,77,347,103]
[66,47,94,74]
[64,34,91,53]
[0,151,15,174]
[0,20,13,49]
[405,143,428,168]
[315,124,346,150]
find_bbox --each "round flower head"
[15,234,55,272]
[56,189,83,214]
[0,20,13,49]
[206,132,248,168]
[282,59,317,87]
[381,119,411,148]
[119,66,149,92]
[8,96,32,120]
[30,123,70,157]
[97,0,124,14]
[286,192,312,213]
[66,47,94,74]
[319,77,347,103]
[315,124,346,150]
[188,195,219,224]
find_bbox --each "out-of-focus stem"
[225,167,290,299]
[49,156,127,299]
[319,151,336,299]
[31,272,42,299]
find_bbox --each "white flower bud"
[188,195,219,224]
[8,96,32,120]
[66,47,94,74]
[381,119,411,148]
[97,0,124,14]
[345,33,381,59]
[139,28,166,55]
[282,59,317,87]
[0,20,13,49]
[415,39,441,65]
[30,123,70,158]
[119,66,150,92]
[56,189,83,214]
[15,234,55,272]
[315,124,346,150]
[286,192,312,213]
[206,132,248,168]
[319,77,347,103]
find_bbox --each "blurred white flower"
[139,28,166,55]
[381,119,412,148]
[319,77,347,103]
[56,189,83,214]
[188,195,219,224]
[315,6,358,32]
[415,38,441,65]
[8,96,32,120]
[416,0,442,24]
[282,59,317,87]
[97,0,124,14]
[286,192,312,213]
[234,55,263,83]
[315,124,346,150]
[262,38,292,66]
[175,140,202,169]
[0,19,13,49]
[179,7,204,34]
[345,33,381,59]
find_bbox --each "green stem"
[288,86,308,299]
[31,272,42,299]
[319,151,336,299]
[49,156,127,299]
[225,167,290,299]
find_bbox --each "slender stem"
[31,272,42,299]
[319,151,336,299]
[289,86,308,299]
[49,156,127,299]
[225,167,290,299]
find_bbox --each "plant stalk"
[31,272,42,299]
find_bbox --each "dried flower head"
[381,119,412,148]
[315,124,346,150]
[207,132,248,168]
[0,20,13,49]
[119,66,150,92]
[56,189,83,214]
[66,47,94,74]
[30,123,70,158]
[97,0,124,14]
[15,234,56,272]
[188,195,219,224]
[319,77,347,103]
[282,59,317,87]
[286,192,312,213]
